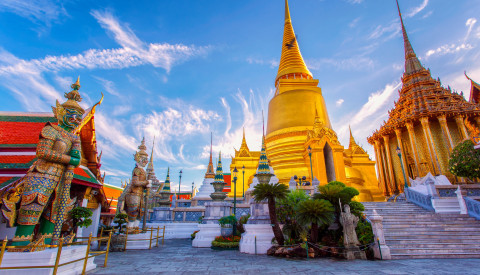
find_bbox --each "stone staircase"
[363,201,480,259]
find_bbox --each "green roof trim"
[0,158,36,169]
[73,167,100,185]
[0,116,57,123]
[0,177,20,189]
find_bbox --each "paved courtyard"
[91,239,480,274]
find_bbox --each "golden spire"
[276,0,312,84]
[205,132,215,178]
[239,127,250,151]
[396,0,424,75]
[147,137,155,171]
[349,126,357,149]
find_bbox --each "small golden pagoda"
[261,0,383,201]
[229,128,260,197]
[367,1,480,195]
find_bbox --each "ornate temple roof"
[348,126,367,155]
[367,1,480,142]
[256,136,270,175]
[466,72,480,104]
[275,0,312,84]
[162,167,171,192]
[213,152,225,183]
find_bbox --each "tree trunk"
[311,223,318,243]
[268,198,284,246]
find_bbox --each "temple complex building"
[228,129,260,198]
[243,0,383,201]
[367,2,480,196]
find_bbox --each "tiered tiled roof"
[368,2,480,141]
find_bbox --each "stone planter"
[110,234,126,252]
[221,224,233,237]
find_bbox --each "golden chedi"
[233,0,384,201]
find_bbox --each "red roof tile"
[0,121,54,146]
[0,155,36,164]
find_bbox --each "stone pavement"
[91,239,480,274]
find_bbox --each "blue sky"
[1,0,479,191]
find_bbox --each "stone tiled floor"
[91,239,480,274]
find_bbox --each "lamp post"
[178,170,182,200]
[232,167,238,236]
[191,181,194,198]
[242,165,245,199]
[308,145,313,182]
[396,146,409,190]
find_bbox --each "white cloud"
[368,20,400,41]
[0,9,210,112]
[93,76,120,96]
[425,43,473,58]
[349,17,361,28]
[465,18,477,42]
[307,56,374,71]
[0,0,67,30]
[246,57,279,68]
[405,0,429,18]
[345,0,363,4]
[336,99,344,107]
[112,105,132,116]
[335,81,401,153]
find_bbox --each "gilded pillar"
[437,115,454,151]
[382,135,398,193]
[455,115,470,141]
[420,117,442,175]
[405,122,420,177]
[332,147,347,182]
[311,145,328,185]
[394,128,410,188]
[475,117,480,129]
[374,139,389,196]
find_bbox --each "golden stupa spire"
[276,0,312,84]
[239,127,250,151]
[349,126,357,149]
[396,0,424,75]
[205,132,215,178]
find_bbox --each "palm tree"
[296,199,335,243]
[252,182,289,245]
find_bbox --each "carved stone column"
[394,127,410,187]
[369,209,391,260]
[438,115,454,151]
[455,115,470,141]
[374,139,389,196]
[420,117,441,175]
[382,135,398,193]
[405,122,420,177]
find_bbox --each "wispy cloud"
[0,0,67,32]
[246,57,279,68]
[349,17,361,28]
[425,43,473,59]
[307,56,374,71]
[0,9,210,112]
[405,0,429,18]
[335,81,401,151]
[336,99,344,107]
[93,76,120,96]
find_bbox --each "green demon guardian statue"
[0,78,85,251]
[119,138,152,228]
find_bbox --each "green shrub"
[449,139,480,182]
[348,201,365,218]
[69,207,93,231]
[356,219,374,246]
[219,215,237,226]
[211,241,239,248]
[114,213,128,234]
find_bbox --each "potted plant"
[69,206,93,237]
[219,215,236,237]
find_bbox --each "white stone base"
[0,245,96,275]
[147,223,199,239]
[125,232,151,249]
[239,224,274,254]
[432,198,461,213]
[192,224,220,248]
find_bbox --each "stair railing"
[464,197,480,220]
[405,187,434,211]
